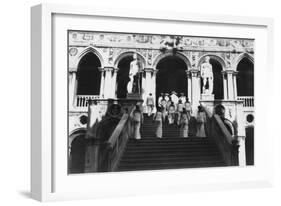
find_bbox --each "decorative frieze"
[69,31,254,53]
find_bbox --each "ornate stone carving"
[147,50,153,66]
[82,33,94,41]
[69,31,254,53]
[225,52,232,68]
[108,48,114,64]
[69,47,78,56]
[191,52,199,68]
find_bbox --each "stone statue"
[200,56,213,95]
[127,53,141,94]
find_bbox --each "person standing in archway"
[160,97,168,123]
[170,91,179,107]
[179,109,189,138]
[168,102,176,125]
[179,93,186,105]
[184,98,192,117]
[158,93,165,107]
[153,107,163,138]
[176,99,184,125]
[146,93,155,117]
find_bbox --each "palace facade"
[68,31,254,169]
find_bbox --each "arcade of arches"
[68,32,255,171]
[71,52,254,110]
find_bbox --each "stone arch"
[236,54,254,97]
[155,52,190,101]
[76,49,103,95]
[69,128,87,149]
[68,128,87,174]
[115,51,146,98]
[198,54,225,100]
[197,54,226,70]
[114,51,146,69]
[75,46,104,68]
[153,51,191,69]
[234,53,254,70]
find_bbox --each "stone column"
[226,69,235,100]
[84,139,100,172]
[141,68,153,113]
[190,69,200,114]
[151,70,158,108]
[186,70,192,102]
[142,70,146,101]
[69,71,77,109]
[110,68,118,98]
[233,71,238,100]
[236,102,246,166]
[103,67,114,99]
[143,67,154,99]
[222,71,228,100]
[99,67,105,98]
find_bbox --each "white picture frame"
[31,3,274,202]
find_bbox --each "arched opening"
[236,58,254,96]
[245,126,254,165]
[156,55,188,101]
[207,59,224,100]
[69,130,87,174]
[116,56,133,98]
[116,55,143,98]
[77,52,101,95]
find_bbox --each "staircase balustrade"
[237,96,254,107]
[202,106,239,166]
[100,108,134,171]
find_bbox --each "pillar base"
[127,93,142,100]
[201,94,214,101]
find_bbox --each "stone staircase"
[116,114,226,171]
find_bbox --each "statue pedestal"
[127,93,142,100]
[201,94,214,101]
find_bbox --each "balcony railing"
[237,96,254,107]
[75,95,100,108]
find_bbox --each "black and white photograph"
[67,30,254,174]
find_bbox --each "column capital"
[223,67,236,74]
[99,66,115,72]
[143,67,155,73]
[69,70,77,74]
[189,68,200,77]
[69,67,77,73]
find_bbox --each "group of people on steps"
[130,91,208,140]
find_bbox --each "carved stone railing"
[82,98,142,172]
[99,106,135,172]
[237,96,254,108]
[75,95,100,108]
[202,106,239,166]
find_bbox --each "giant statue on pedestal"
[127,53,142,95]
[200,56,213,95]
